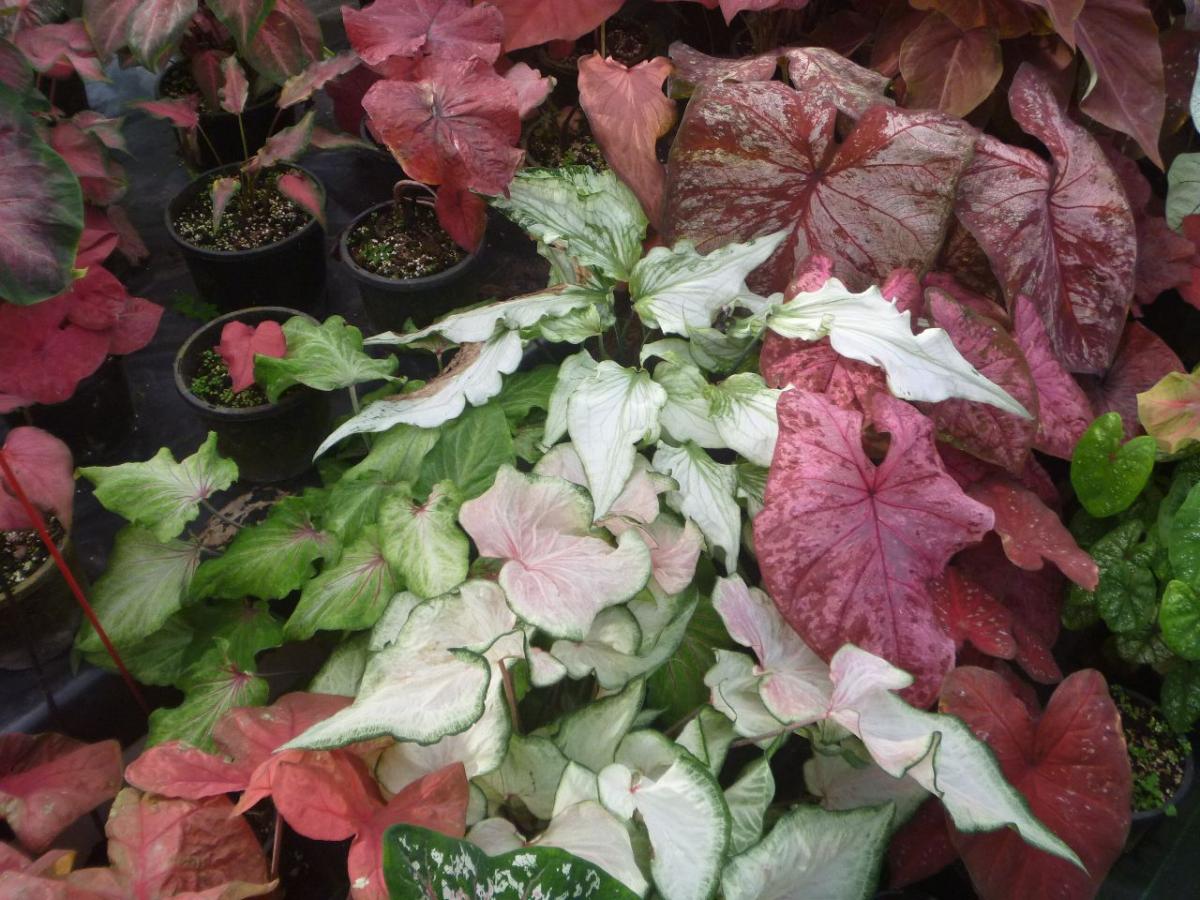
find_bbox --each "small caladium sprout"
[0,427,74,532]
[210,176,241,233]
[215,319,287,393]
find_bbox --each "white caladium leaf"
[553,762,601,818]
[369,591,425,651]
[551,680,646,774]
[536,300,614,344]
[534,443,666,529]
[315,330,524,455]
[721,803,894,900]
[368,283,609,346]
[467,817,526,855]
[707,373,784,467]
[529,646,569,687]
[704,650,787,740]
[630,232,786,335]
[544,350,598,448]
[80,433,238,541]
[567,362,668,518]
[803,751,928,825]
[256,315,398,403]
[676,706,736,777]
[766,278,1028,416]
[652,441,742,571]
[600,732,730,900]
[459,466,652,640]
[477,733,569,820]
[308,633,369,697]
[491,167,648,281]
[655,360,726,448]
[379,482,469,599]
[535,801,650,897]
[725,756,776,855]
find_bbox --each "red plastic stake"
[0,449,151,717]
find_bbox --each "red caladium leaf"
[14,22,106,82]
[49,121,126,206]
[434,180,489,251]
[667,41,776,98]
[0,428,74,531]
[343,0,502,75]
[941,668,1131,900]
[888,797,959,888]
[82,0,140,60]
[921,287,1038,473]
[325,63,380,135]
[207,0,273,51]
[966,476,1099,589]
[1162,26,1200,135]
[133,96,201,130]
[1078,321,1184,438]
[218,55,249,116]
[78,207,120,269]
[954,64,1136,374]
[278,51,360,109]
[898,14,1001,117]
[502,62,552,119]
[189,49,226,111]
[1010,294,1095,459]
[923,271,1008,326]
[277,172,325,229]
[0,301,109,411]
[910,0,1035,37]
[755,390,994,706]
[665,80,976,294]
[930,566,1017,659]
[244,0,321,86]
[778,46,892,117]
[0,734,121,854]
[1073,0,1164,168]
[215,320,286,394]
[488,0,623,52]
[934,219,1005,303]
[578,54,676,229]
[363,58,522,196]
[105,205,149,267]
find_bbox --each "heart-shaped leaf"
[1138,370,1200,454]
[343,0,502,73]
[215,319,285,394]
[1160,580,1200,659]
[1070,412,1156,517]
[487,0,624,52]
[1079,321,1185,439]
[284,527,398,640]
[255,315,395,403]
[127,0,198,71]
[0,427,73,531]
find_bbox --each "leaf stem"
[202,498,244,530]
[237,112,250,162]
[196,125,223,169]
[499,660,523,734]
[270,810,284,878]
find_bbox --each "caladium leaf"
[0,90,83,306]
[208,0,274,51]
[502,61,553,119]
[277,171,325,228]
[247,108,314,171]
[255,315,395,404]
[417,403,515,501]
[755,391,993,705]
[83,0,140,60]
[578,54,676,228]
[210,176,242,234]
[74,526,203,655]
[1139,370,1200,454]
[898,15,1001,117]
[1169,484,1200,588]
[667,41,777,98]
[243,0,321,86]
[476,732,569,819]
[552,679,647,774]
[0,734,121,854]
[1160,580,1200,659]
[533,800,649,896]
[215,320,285,394]
[278,51,360,108]
[488,0,624,51]
[763,279,1028,416]
[343,0,502,73]
[132,96,201,130]
[1070,412,1156,517]
[721,803,894,900]
[13,22,105,82]
[652,441,742,572]
[79,433,238,542]
[316,331,524,453]
[1078,321,1185,439]
[665,80,975,294]
[379,483,469,600]
[942,668,1131,900]
[491,167,648,282]
[218,55,249,115]
[459,466,651,639]
[127,0,198,71]
[0,427,73,531]
[1163,659,1200,732]
[284,526,398,640]
[676,706,736,777]
[1011,294,1095,459]
[954,65,1136,374]
[779,46,892,117]
[929,567,1017,660]
[383,824,640,898]
[1167,153,1200,229]
[631,232,785,336]
[723,756,774,854]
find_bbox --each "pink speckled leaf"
[779,46,892,117]
[930,566,1016,659]
[665,81,976,294]
[1078,321,1184,439]
[489,0,623,52]
[898,15,1002,117]
[218,56,249,116]
[754,390,994,707]
[760,335,887,416]
[579,54,676,230]
[343,0,501,73]
[942,668,1131,900]
[666,41,776,98]
[954,64,1136,374]
[923,272,1008,326]
[922,288,1038,473]
[0,734,121,854]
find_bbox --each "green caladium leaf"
[416,403,515,500]
[630,233,786,335]
[1096,559,1158,633]
[1169,483,1200,589]
[183,599,284,668]
[721,803,894,900]
[1071,413,1157,517]
[724,756,776,856]
[1115,630,1175,666]
[550,680,646,774]
[1161,580,1200,660]
[79,433,238,541]
[283,526,398,640]
[255,315,398,403]
[490,167,647,282]
[323,476,403,543]
[190,497,338,600]
[653,441,742,572]
[676,706,736,777]
[492,366,557,425]
[382,825,640,899]
[342,423,441,483]
[1163,660,1200,732]
[1167,152,1200,230]
[477,733,569,820]
[84,615,194,687]
[75,527,204,655]
[379,482,469,599]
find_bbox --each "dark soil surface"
[1114,686,1192,813]
[1,517,65,590]
[550,20,653,68]
[190,348,270,408]
[525,108,608,170]
[173,169,311,252]
[347,201,466,280]
[160,63,217,114]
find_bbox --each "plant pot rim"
[165,162,326,260]
[340,200,483,291]
[174,306,317,419]
[1114,686,1196,821]
[155,59,281,119]
[3,531,71,603]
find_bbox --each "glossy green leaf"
[1167,152,1200,231]
[1169,484,1200,589]
[1161,580,1200,660]
[283,526,398,640]
[379,483,469,599]
[416,403,515,500]
[648,592,735,726]
[256,315,397,403]
[1071,413,1156,517]
[1163,661,1200,733]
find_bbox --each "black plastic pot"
[156,61,296,170]
[166,164,327,313]
[0,536,84,670]
[38,71,88,117]
[174,307,332,483]
[340,201,486,333]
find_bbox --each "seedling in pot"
[347,181,469,282]
[190,319,287,409]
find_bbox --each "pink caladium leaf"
[210,176,241,233]
[49,121,126,206]
[83,0,140,61]
[434,180,488,251]
[778,46,892,117]
[363,58,522,196]
[665,80,976,294]
[954,64,1136,374]
[1010,294,1094,459]
[78,207,120,269]
[754,390,994,707]
[104,204,149,267]
[215,320,286,394]
[966,476,1099,590]
[933,219,1005,303]
[277,171,325,228]
[488,0,623,52]
[343,0,502,74]
[244,0,322,86]
[207,0,274,51]
[666,41,776,98]
[501,62,552,119]
[459,466,652,640]
[578,54,676,230]
[0,427,74,531]
[278,50,360,109]
[0,296,110,410]
[14,21,106,82]
[921,287,1038,473]
[218,55,249,116]
[1078,321,1185,439]
[190,49,226,111]
[898,15,1002,117]
[133,96,201,130]
[941,668,1131,900]
[1073,0,1165,168]
[930,566,1017,660]
[923,271,1007,326]
[0,734,121,854]
[247,108,314,171]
